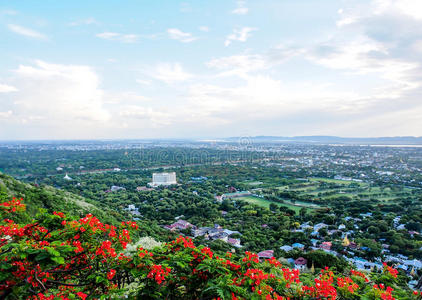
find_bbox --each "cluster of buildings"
[279,215,422,278]
[258,144,422,188]
[164,219,242,248]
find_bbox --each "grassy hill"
[0,172,120,224]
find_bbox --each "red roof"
[258,250,274,258]
[320,241,332,250]
[294,257,307,265]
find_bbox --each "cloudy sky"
[1,0,422,140]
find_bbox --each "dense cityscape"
[1,139,421,297]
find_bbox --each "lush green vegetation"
[0,144,422,299]
[1,196,420,300]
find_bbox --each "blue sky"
[0,0,422,140]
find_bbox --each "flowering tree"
[1,198,421,300]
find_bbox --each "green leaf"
[0,272,10,281]
[51,256,65,264]
[0,262,12,270]
[35,252,50,261]
[46,247,60,257]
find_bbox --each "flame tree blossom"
[0,198,419,299]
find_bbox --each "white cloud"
[184,75,349,125]
[8,24,47,40]
[199,26,209,32]
[206,54,268,78]
[68,17,99,26]
[232,1,249,15]
[183,72,401,134]
[148,62,192,84]
[0,111,12,119]
[225,27,256,46]
[0,83,18,93]
[136,79,152,85]
[105,91,150,104]
[314,1,422,94]
[382,0,422,20]
[206,46,302,77]
[167,28,197,43]
[336,16,358,27]
[119,106,171,127]
[12,60,110,124]
[96,32,138,43]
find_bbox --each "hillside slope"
[0,172,119,224]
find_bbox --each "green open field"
[236,196,317,213]
[242,177,414,209]
[309,177,367,186]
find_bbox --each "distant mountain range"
[1,136,422,145]
[223,135,422,145]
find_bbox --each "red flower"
[147,265,171,284]
[107,269,116,280]
[201,247,213,259]
[77,292,87,300]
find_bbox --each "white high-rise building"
[151,172,177,186]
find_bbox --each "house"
[165,220,195,231]
[314,223,328,232]
[397,224,406,230]
[228,186,237,193]
[359,213,373,218]
[328,230,339,236]
[348,257,369,270]
[299,222,313,230]
[347,257,383,271]
[214,195,223,202]
[209,231,229,242]
[320,242,332,251]
[111,185,125,192]
[294,257,308,271]
[403,259,422,271]
[310,239,319,246]
[192,227,211,237]
[190,176,208,182]
[258,250,274,260]
[287,258,296,267]
[408,231,419,238]
[228,238,242,248]
[348,242,359,250]
[222,229,241,236]
[292,243,305,250]
[192,225,240,244]
[280,245,293,252]
[136,186,154,192]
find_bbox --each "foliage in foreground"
[0,198,421,299]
